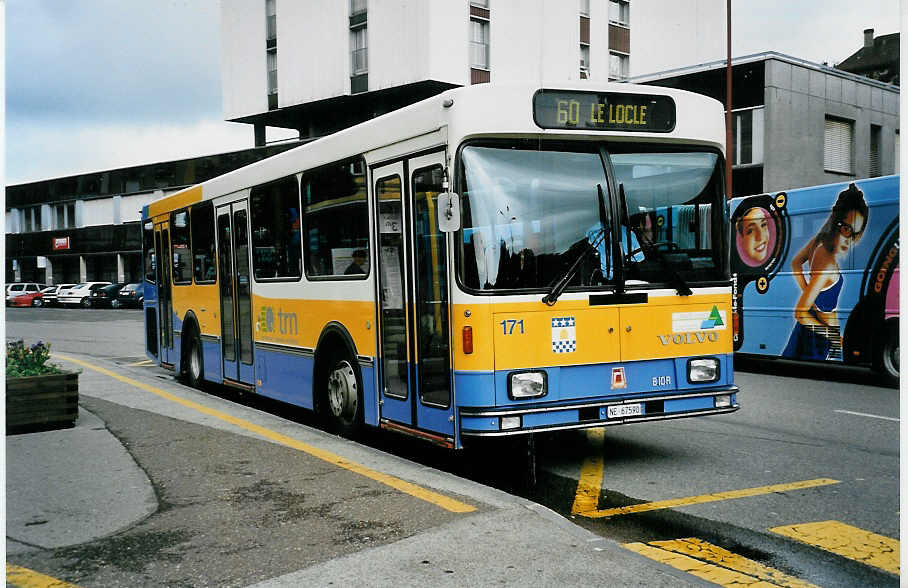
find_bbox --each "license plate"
[607,403,643,418]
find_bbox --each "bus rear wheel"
[880,327,899,381]
[323,354,362,437]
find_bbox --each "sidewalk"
[6,356,703,587]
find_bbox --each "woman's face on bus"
[740,207,770,263]
[835,210,865,255]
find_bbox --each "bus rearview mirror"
[437,192,461,233]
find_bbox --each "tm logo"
[257,306,298,335]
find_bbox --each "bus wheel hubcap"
[328,361,357,420]
[190,343,201,380]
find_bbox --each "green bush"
[6,340,64,378]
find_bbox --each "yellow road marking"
[770,520,900,575]
[126,359,154,367]
[6,563,80,588]
[575,477,840,518]
[571,428,604,515]
[54,353,476,514]
[624,538,818,587]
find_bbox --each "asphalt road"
[6,307,900,586]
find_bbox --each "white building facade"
[221,0,725,144]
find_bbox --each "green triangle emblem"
[709,305,724,326]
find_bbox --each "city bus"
[142,81,739,449]
[730,175,899,380]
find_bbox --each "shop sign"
[53,237,70,251]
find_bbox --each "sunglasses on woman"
[835,220,863,238]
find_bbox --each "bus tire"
[879,324,899,381]
[186,331,204,389]
[322,351,363,437]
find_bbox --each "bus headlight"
[688,358,720,383]
[509,371,547,399]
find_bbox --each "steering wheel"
[626,241,678,260]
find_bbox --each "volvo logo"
[657,332,719,345]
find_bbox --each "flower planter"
[6,372,79,434]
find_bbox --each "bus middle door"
[216,201,255,387]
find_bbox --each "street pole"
[726,0,733,200]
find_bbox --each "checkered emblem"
[551,316,577,353]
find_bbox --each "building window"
[869,124,882,177]
[609,0,629,26]
[609,51,628,80]
[895,130,900,174]
[732,107,765,166]
[471,0,489,7]
[470,19,489,70]
[19,206,42,233]
[580,45,590,79]
[266,0,276,42]
[579,0,590,16]
[351,26,368,75]
[824,116,854,174]
[266,0,277,109]
[350,0,367,15]
[52,203,77,229]
[267,51,278,96]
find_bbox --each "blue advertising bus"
[730,175,899,379]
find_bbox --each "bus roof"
[146,81,726,219]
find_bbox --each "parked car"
[9,288,46,307]
[38,284,75,307]
[57,282,112,307]
[89,283,125,308]
[115,282,145,308]
[6,283,47,306]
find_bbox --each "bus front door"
[155,222,174,366]
[374,154,454,439]
[217,201,255,387]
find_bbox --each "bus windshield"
[459,145,613,291]
[458,144,726,292]
[613,150,725,285]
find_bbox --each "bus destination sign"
[534,90,676,132]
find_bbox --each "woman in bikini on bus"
[782,183,868,360]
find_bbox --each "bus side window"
[171,210,192,285]
[302,157,369,278]
[250,175,302,280]
[191,202,216,283]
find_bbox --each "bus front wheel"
[186,332,204,389]
[323,353,363,437]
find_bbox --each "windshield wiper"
[638,242,693,296]
[542,184,610,306]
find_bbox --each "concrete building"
[5,144,299,284]
[221,0,725,145]
[632,52,900,198]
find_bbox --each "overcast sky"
[4,0,902,185]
